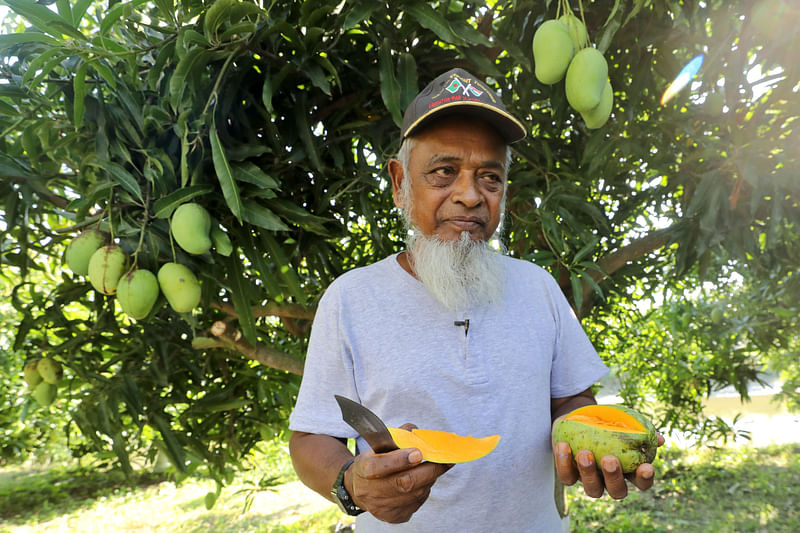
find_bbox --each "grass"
[568,443,800,532]
[1,443,798,532]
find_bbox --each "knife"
[334,395,399,454]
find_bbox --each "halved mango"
[388,427,500,464]
[563,404,647,433]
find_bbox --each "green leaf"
[342,3,379,30]
[573,237,598,264]
[90,59,117,90]
[169,47,211,111]
[263,199,332,235]
[100,0,149,35]
[226,255,257,344]
[570,271,584,312]
[73,61,88,130]
[210,123,243,224]
[22,47,62,86]
[152,185,215,219]
[232,161,280,190]
[262,63,292,114]
[89,160,143,204]
[2,0,80,39]
[293,93,323,172]
[211,225,233,256]
[241,200,289,231]
[72,0,94,27]
[260,232,305,303]
[379,39,401,126]
[397,53,418,110]
[404,3,458,44]
[151,414,187,473]
[203,0,236,39]
[55,0,73,26]
[0,33,59,49]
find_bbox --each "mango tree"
[0,0,797,484]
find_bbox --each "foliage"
[0,271,74,463]
[0,0,797,478]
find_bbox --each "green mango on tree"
[88,245,128,295]
[158,262,202,313]
[565,47,608,112]
[117,269,160,319]
[64,229,107,276]
[532,20,574,85]
[171,203,212,255]
[37,357,63,385]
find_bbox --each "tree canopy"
[1,0,798,480]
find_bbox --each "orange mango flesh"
[387,427,500,464]
[565,405,647,433]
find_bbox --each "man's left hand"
[552,433,665,499]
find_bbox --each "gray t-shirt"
[289,253,608,532]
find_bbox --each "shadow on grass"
[0,466,169,525]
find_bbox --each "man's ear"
[388,159,405,209]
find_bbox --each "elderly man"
[288,68,660,532]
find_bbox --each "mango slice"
[388,427,500,464]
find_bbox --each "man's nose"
[450,172,482,207]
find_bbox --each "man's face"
[390,116,508,242]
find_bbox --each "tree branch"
[209,321,304,375]
[212,301,315,321]
[563,227,676,318]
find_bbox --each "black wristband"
[331,457,364,516]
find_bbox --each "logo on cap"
[445,78,484,98]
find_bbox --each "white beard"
[406,230,506,311]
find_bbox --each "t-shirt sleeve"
[546,275,609,398]
[288,282,360,439]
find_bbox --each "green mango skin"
[552,405,658,474]
[117,269,160,319]
[558,13,589,50]
[158,262,202,313]
[565,48,609,112]
[64,229,107,276]
[533,20,574,85]
[582,79,613,129]
[88,245,128,295]
[33,382,58,406]
[23,360,43,388]
[37,358,63,385]
[172,203,212,255]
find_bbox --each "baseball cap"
[400,68,526,144]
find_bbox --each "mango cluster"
[23,358,63,406]
[533,12,613,129]
[62,203,222,319]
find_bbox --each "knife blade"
[334,395,399,454]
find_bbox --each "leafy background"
[0,0,797,484]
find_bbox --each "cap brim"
[403,101,526,144]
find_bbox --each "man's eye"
[426,167,456,186]
[432,166,456,176]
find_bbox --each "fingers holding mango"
[348,447,453,523]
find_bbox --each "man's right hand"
[346,446,453,523]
